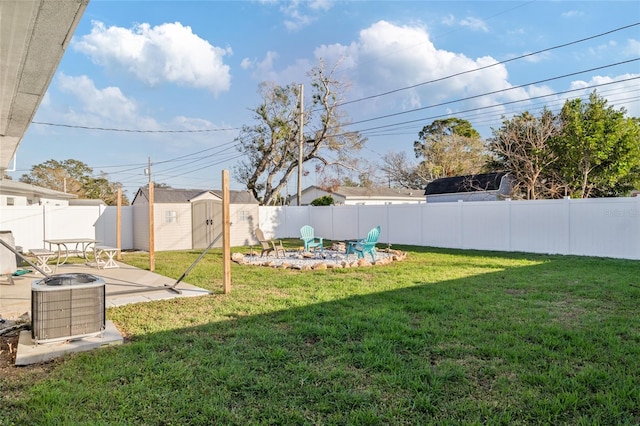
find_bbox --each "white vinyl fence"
[0,205,133,252]
[1,197,639,260]
[259,197,640,260]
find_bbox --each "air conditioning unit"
[31,273,106,344]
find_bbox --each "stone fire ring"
[231,243,407,270]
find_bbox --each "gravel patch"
[233,247,405,269]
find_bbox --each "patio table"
[44,238,99,268]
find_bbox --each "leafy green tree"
[234,59,365,206]
[413,117,487,180]
[21,159,89,195]
[20,159,129,205]
[310,195,334,206]
[551,91,640,198]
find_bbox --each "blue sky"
[9,0,640,199]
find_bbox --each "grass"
[2,244,640,425]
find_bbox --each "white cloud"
[441,14,488,32]
[243,50,314,86]
[261,0,334,31]
[441,14,455,26]
[318,20,522,113]
[72,21,232,96]
[57,73,141,123]
[623,39,640,57]
[245,51,279,73]
[308,0,333,11]
[48,74,224,153]
[587,40,618,57]
[568,74,640,117]
[520,51,551,63]
[562,10,584,18]
[458,17,488,32]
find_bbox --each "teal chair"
[300,225,323,253]
[346,226,380,261]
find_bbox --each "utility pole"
[146,157,155,271]
[297,84,304,206]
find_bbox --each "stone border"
[231,243,407,270]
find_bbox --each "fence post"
[564,196,571,255]
[458,200,464,249]
[506,198,512,252]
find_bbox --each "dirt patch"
[0,322,39,379]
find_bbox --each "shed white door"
[192,200,222,249]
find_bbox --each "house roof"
[1,1,88,170]
[69,198,106,206]
[304,186,424,199]
[424,172,509,196]
[0,179,78,199]
[133,187,259,204]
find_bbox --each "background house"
[424,172,512,203]
[289,186,425,206]
[131,187,259,251]
[0,179,78,206]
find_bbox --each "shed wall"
[155,203,193,251]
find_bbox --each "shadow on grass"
[5,249,640,425]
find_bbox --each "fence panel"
[44,205,103,242]
[386,204,422,246]
[331,206,360,240]
[0,206,45,250]
[509,199,570,255]
[421,202,462,248]
[569,198,640,259]
[357,205,388,244]
[284,206,311,238]
[95,206,134,249]
[309,206,333,241]
[461,201,510,251]
[258,206,283,239]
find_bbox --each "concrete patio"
[0,260,212,365]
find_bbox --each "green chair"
[346,226,380,261]
[300,225,323,254]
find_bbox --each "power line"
[352,76,640,137]
[31,122,241,133]
[28,22,639,135]
[331,22,640,108]
[346,59,639,127]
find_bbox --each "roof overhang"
[0,0,89,171]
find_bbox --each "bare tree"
[489,110,563,199]
[379,151,427,189]
[234,59,365,205]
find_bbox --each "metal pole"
[0,239,50,278]
[297,84,304,206]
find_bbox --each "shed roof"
[133,187,258,204]
[424,172,509,196]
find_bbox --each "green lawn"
[3,245,639,425]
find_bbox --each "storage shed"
[424,172,513,203]
[131,187,259,251]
